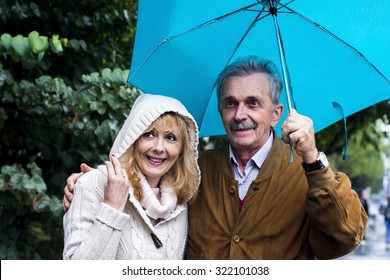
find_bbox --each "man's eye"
[247,99,261,107]
[225,100,236,107]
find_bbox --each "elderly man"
[185,56,366,260]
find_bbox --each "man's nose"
[234,103,248,121]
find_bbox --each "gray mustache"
[229,120,257,131]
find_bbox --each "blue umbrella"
[128,0,390,138]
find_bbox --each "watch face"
[318,152,329,168]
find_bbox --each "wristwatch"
[302,151,329,172]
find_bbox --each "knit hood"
[110,93,200,186]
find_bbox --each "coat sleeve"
[63,170,130,260]
[305,167,368,259]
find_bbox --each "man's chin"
[230,131,255,144]
[231,129,253,137]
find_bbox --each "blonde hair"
[118,112,198,204]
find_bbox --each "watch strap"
[302,152,326,172]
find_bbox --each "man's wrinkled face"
[219,73,282,152]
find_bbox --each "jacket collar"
[221,129,290,182]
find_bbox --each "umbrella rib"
[249,1,296,23]
[224,9,270,70]
[282,6,390,84]
[201,1,297,129]
[202,8,270,127]
[129,2,263,80]
[247,1,297,113]
[130,1,299,82]
[162,3,260,42]
[200,5,275,131]
[255,0,296,9]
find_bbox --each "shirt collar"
[229,129,274,169]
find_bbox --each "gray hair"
[216,56,283,107]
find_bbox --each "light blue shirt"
[230,130,274,200]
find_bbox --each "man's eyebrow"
[222,96,236,102]
[245,95,261,100]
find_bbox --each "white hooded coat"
[63,94,200,260]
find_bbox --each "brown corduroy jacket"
[186,134,367,259]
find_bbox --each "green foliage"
[327,122,387,194]
[0,163,62,259]
[0,0,139,259]
[316,101,390,157]
[315,103,390,194]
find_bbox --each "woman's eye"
[143,131,154,138]
[166,133,177,141]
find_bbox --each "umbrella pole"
[269,3,294,113]
[269,1,294,163]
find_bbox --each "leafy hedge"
[0,0,139,259]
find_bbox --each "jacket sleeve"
[63,171,130,260]
[305,167,368,259]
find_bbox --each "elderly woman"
[63,94,200,260]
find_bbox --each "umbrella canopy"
[128,0,390,138]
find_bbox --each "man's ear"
[271,104,284,128]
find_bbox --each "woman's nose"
[152,137,164,152]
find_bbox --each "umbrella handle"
[286,134,294,164]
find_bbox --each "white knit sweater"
[63,166,188,260]
[63,94,199,260]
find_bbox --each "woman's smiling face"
[134,115,182,187]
